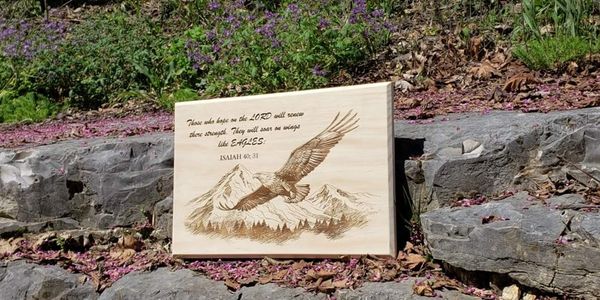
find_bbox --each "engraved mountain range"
[185,164,375,242]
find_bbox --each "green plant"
[157,88,199,111]
[514,0,599,70]
[180,0,393,98]
[0,0,42,19]
[27,11,177,109]
[0,91,57,123]
[518,0,597,39]
[513,34,599,70]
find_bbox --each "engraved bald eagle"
[218,111,359,211]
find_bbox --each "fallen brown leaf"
[291,261,308,270]
[469,61,500,79]
[413,281,435,296]
[431,276,462,290]
[258,275,273,284]
[118,234,138,250]
[109,248,136,264]
[224,279,241,291]
[404,241,415,252]
[317,279,335,293]
[467,36,482,58]
[333,279,348,288]
[404,254,427,270]
[33,232,56,250]
[0,238,24,255]
[315,270,336,280]
[504,74,537,92]
[272,269,288,281]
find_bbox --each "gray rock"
[336,280,479,300]
[99,268,232,300]
[152,195,172,240]
[421,193,600,298]
[394,108,600,211]
[2,107,598,232]
[103,269,479,300]
[0,133,173,229]
[0,260,97,300]
[0,217,80,238]
[238,283,325,300]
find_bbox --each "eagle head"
[253,172,274,185]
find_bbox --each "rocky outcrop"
[395,108,600,212]
[0,260,97,300]
[0,133,173,230]
[5,259,481,299]
[98,268,231,300]
[100,268,477,300]
[421,192,600,298]
[1,108,598,233]
[336,281,479,300]
[2,108,600,298]
[151,195,173,240]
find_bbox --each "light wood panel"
[173,82,395,258]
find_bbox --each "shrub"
[518,0,597,39]
[0,0,42,19]
[513,35,600,70]
[178,0,394,98]
[0,91,57,123]
[27,12,178,108]
[513,0,599,70]
[0,19,67,91]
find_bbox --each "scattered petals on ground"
[0,112,174,149]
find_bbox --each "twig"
[44,0,48,20]
[557,204,600,210]
[59,0,76,9]
[557,155,600,185]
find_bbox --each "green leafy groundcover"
[0,0,394,123]
[178,0,393,99]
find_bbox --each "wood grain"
[173,82,395,258]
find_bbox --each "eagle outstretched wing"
[276,110,359,182]
[218,186,277,211]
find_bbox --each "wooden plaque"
[173,82,395,257]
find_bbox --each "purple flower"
[232,0,245,9]
[556,236,570,245]
[311,65,327,77]
[256,22,276,39]
[0,26,16,40]
[318,18,330,30]
[383,21,398,32]
[185,40,213,70]
[350,0,367,24]
[3,43,17,58]
[206,29,217,40]
[208,0,220,11]
[212,43,221,53]
[287,3,300,16]
[271,38,281,48]
[225,15,241,30]
[265,10,278,20]
[371,9,384,18]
